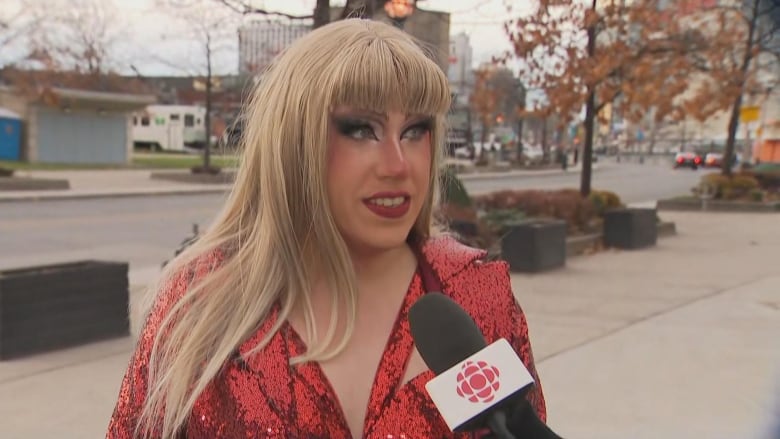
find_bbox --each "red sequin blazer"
[107,236,546,438]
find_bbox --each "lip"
[363,192,411,219]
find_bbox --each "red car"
[674,152,702,169]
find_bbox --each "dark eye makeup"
[331,115,434,141]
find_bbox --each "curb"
[0,165,601,203]
[0,187,231,203]
[657,198,780,213]
[452,164,596,181]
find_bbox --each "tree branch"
[212,0,313,19]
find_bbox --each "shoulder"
[145,248,227,327]
[419,234,492,282]
[419,235,515,336]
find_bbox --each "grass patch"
[0,160,124,171]
[131,153,240,169]
[1,152,240,171]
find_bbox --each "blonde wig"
[136,18,452,438]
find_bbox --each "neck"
[350,243,417,287]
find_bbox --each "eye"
[402,119,433,141]
[334,118,378,140]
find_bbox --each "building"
[0,85,155,164]
[237,6,450,76]
[238,18,311,75]
[448,32,474,107]
[0,70,155,164]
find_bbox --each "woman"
[108,19,546,439]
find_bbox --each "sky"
[108,0,520,76]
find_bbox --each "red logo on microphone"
[456,360,500,403]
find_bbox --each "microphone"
[408,292,563,439]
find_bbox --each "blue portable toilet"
[0,108,22,161]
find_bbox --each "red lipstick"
[363,192,411,219]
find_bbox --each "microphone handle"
[507,400,564,439]
[486,410,518,439]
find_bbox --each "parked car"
[674,152,703,169]
[704,152,723,168]
[705,152,741,168]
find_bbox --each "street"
[463,159,710,199]
[0,163,711,285]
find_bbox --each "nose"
[377,137,410,178]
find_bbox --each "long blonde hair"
[137,19,451,438]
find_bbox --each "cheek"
[411,141,433,188]
[326,138,354,195]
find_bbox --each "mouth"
[363,193,411,219]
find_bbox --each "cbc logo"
[455,360,500,403]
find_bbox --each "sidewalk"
[0,211,778,438]
[0,162,597,202]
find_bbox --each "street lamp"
[384,0,415,28]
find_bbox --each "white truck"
[131,105,207,152]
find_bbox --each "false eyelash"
[333,117,373,135]
[405,118,434,132]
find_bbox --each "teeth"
[369,197,405,207]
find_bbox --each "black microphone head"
[408,292,487,375]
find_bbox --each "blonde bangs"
[329,35,451,117]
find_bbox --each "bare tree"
[156,0,239,173]
[0,0,47,68]
[21,0,127,75]
[213,0,421,28]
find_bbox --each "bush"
[697,173,760,200]
[727,174,759,198]
[747,164,780,191]
[482,208,527,235]
[589,190,624,216]
[473,189,597,234]
[441,166,472,207]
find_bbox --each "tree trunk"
[723,94,743,177]
[541,116,548,159]
[204,36,213,171]
[580,0,598,197]
[313,0,331,29]
[722,0,759,176]
[516,117,524,165]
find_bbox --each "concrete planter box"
[0,260,129,360]
[604,208,658,250]
[501,219,567,273]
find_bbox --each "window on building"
[170,114,181,121]
[133,116,138,125]
[141,116,150,126]
[184,114,195,127]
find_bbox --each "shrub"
[589,190,624,216]
[440,166,472,207]
[473,189,597,234]
[697,173,760,200]
[747,164,780,191]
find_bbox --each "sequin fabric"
[107,236,546,438]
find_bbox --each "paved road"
[0,163,711,284]
[464,161,710,201]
